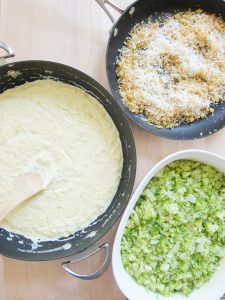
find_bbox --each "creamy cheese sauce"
[0,79,123,240]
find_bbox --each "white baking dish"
[112,149,225,300]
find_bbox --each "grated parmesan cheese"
[116,10,225,128]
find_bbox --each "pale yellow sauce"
[0,80,123,240]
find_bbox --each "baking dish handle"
[0,42,15,60]
[94,0,124,24]
[62,242,110,280]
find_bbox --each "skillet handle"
[94,0,124,24]
[62,243,110,280]
[0,42,15,59]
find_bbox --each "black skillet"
[96,0,225,140]
[0,42,136,279]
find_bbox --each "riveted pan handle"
[62,243,110,280]
[94,0,124,24]
[0,42,15,59]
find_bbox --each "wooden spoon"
[0,173,46,222]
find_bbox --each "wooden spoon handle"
[0,173,44,222]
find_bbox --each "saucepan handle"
[62,242,110,280]
[94,0,124,24]
[0,42,15,59]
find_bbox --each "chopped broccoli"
[121,160,225,296]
